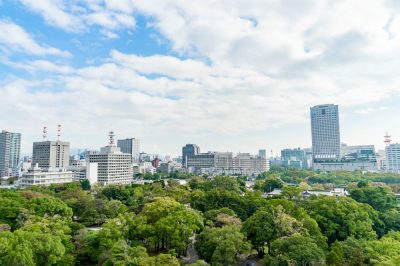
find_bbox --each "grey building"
[281,148,307,169]
[310,104,341,161]
[117,138,140,163]
[341,144,376,162]
[32,141,70,169]
[182,144,200,167]
[258,149,267,159]
[0,130,21,177]
[186,152,232,171]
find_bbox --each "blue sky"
[1,0,400,156]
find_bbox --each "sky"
[1,0,400,157]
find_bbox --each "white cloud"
[0,20,70,57]
[19,0,136,36]
[3,0,400,154]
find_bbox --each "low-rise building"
[19,165,74,187]
[233,153,268,176]
[312,161,378,172]
[186,152,233,173]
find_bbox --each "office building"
[386,143,400,174]
[117,138,140,162]
[32,141,70,169]
[186,151,233,172]
[312,161,378,171]
[182,144,200,167]
[0,130,21,177]
[258,149,267,159]
[310,104,341,161]
[19,165,74,187]
[341,144,376,162]
[233,153,268,175]
[87,132,133,185]
[281,148,308,169]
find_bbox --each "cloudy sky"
[1,0,400,156]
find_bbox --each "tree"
[195,226,250,266]
[263,235,325,266]
[366,231,400,265]
[243,200,326,256]
[0,229,73,265]
[262,177,284,193]
[303,197,376,244]
[281,186,303,200]
[350,187,398,212]
[102,240,149,266]
[326,241,344,266]
[80,179,91,190]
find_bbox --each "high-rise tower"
[0,130,21,177]
[310,104,341,161]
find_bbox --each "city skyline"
[1,1,400,156]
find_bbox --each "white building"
[310,104,341,161]
[386,143,400,174]
[19,165,74,187]
[313,161,378,172]
[88,132,133,185]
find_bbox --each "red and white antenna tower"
[108,131,115,146]
[57,125,61,141]
[42,126,47,140]
[384,132,391,146]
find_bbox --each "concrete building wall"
[32,141,70,169]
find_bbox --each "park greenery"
[1,166,400,265]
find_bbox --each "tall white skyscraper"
[0,130,21,177]
[310,104,341,161]
[117,138,140,163]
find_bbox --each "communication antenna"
[57,124,61,141]
[109,131,115,146]
[384,132,392,146]
[42,126,47,140]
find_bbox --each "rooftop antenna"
[42,126,47,140]
[57,124,61,141]
[384,132,391,146]
[109,131,115,146]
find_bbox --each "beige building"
[233,153,268,175]
[187,152,233,172]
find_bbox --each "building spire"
[108,131,115,146]
[42,126,47,140]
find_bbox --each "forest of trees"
[1,167,400,265]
